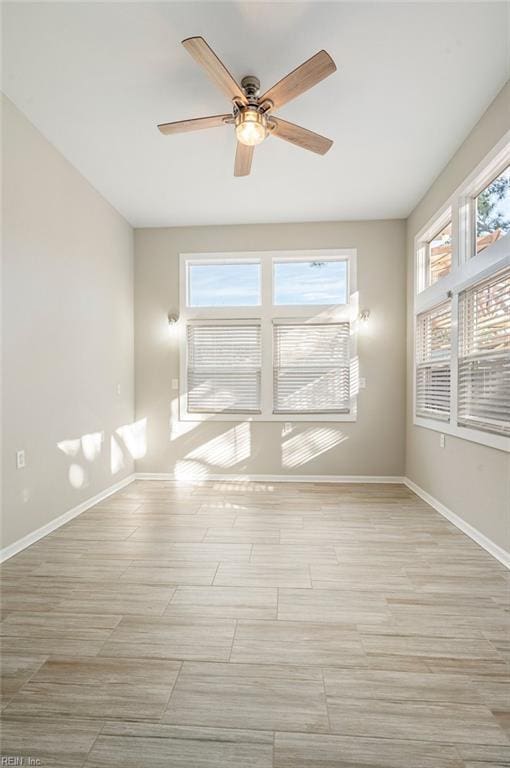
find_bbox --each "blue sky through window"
[274,260,348,305]
[188,259,348,307]
[189,263,261,306]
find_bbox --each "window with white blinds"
[416,301,452,421]
[187,324,261,413]
[458,268,510,436]
[273,323,350,413]
[180,250,357,421]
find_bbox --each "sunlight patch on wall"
[174,459,210,483]
[57,430,102,488]
[116,418,147,459]
[185,423,250,469]
[110,435,125,475]
[56,437,81,457]
[282,426,348,468]
[57,431,104,461]
[68,463,86,489]
[81,431,103,462]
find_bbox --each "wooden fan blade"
[234,141,254,176]
[182,36,246,103]
[158,114,232,135]
[260,50,336,111]
[270,117,333,155]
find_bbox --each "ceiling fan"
[157,36,337,176]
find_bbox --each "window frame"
[413,131,510,452]
[179,249,358,422]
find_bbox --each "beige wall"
[406,81,510,552]
[1,97,135,549]
[134,220,406,480]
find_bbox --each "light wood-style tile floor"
[1,480,509,767]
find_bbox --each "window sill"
[413,416,510,452]
[180,411,358,423]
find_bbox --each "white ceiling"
[2,2,509,227]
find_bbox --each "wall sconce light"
[359,309,370,322]
[168,313,179,326]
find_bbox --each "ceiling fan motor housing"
[241,75,261,100]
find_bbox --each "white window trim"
[178,249,358,422]
[413,132,510,452]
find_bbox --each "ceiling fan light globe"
[236,122,265,146]
[235,109,267,146]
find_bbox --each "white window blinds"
[187,324,261,413]
[416,301,452,421]
[458,268,510,436]
[273,323,350,414]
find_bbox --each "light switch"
[359,377,366,389]
[440,433,446,448]
[171,378,179,390]
[16,450,25,469]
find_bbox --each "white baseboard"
[403,477,510,570]
[0,474,136,563]
[135,472,405,484]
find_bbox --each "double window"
[414,139,510,451]
[179,250,357,421]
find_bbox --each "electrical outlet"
[440,433,446,448]
[171,379,179,390]
[16,450,25,469]
[359,377,367,389]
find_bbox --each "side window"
[413,142,510,452]
[427,222,452,286]
[475,165,510,256]
[416,212,452,293]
